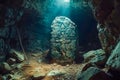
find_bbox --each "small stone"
[16,63,24,69]
[53,63,57,66]
[47,70,65,76]
[66,64,69,67]
[7,58,16,65]
[31,72,46,80]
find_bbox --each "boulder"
[106,41,120,70]
[31,72,46,80]
[83,49,106,66]
[76,67,112,80]
[9,49,25,62]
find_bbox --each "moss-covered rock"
[50,16,77,64]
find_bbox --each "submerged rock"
[50,16,77,64]
[77,67,111,80]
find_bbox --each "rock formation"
[50,16,77,64]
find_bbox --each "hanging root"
[16,27,29,64]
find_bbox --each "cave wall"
[0,0,24,61]
[0,0,50,62]
[88,0,120,55]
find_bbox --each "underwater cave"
[0,0,120,80]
